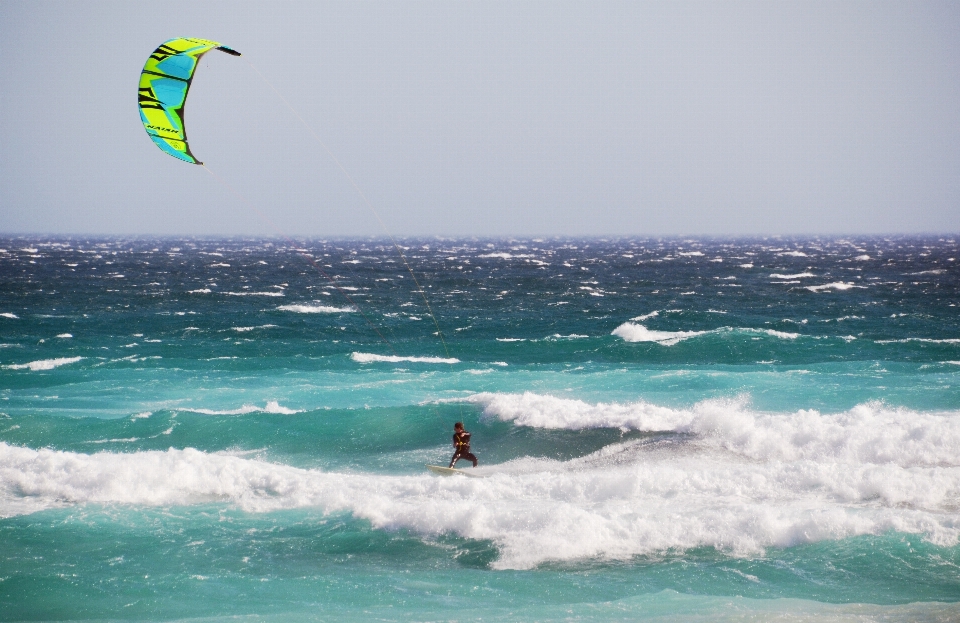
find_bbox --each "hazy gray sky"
[1,1,958,237]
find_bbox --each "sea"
[1,235,959,622]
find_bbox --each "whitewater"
[1,236,959,621]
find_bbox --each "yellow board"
[425,464,484,478]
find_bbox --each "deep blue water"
[1,236,959,621]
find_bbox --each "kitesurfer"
[449,422,478,468]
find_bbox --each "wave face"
[3,426,959,573]
[2,236,959,620]
[468,392,960,465]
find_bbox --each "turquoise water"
[2,236,959,621]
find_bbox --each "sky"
[1,1,958,238]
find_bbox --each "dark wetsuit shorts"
[450,448,477,468]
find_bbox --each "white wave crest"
[223,291,284,297]
[277,304,355,313]
[466,391,684,431]
[0,313,18,319]
[467,392,960,467]
[181,401,302,416]
[230,325,278,332]
[4,356,84,371]
[611,323,707,345]
[477,252,532,259]
[877,338,960,345]
[351,352,460,364]
[757,328,801,339]
[806,282,865,292]
[611,323,799,345]
[3,435,958,570]
[770,272,816,279]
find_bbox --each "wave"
[770,272,816,279]
[180,401,302,415]
[611,323,799,345]
[806,282,865,292]
[3,436,958,570]
[231,325,278,332]
[351,352,460,364]
[277,304,355,313]
[1,313,18,319]
[877,338,960,345]
[611,323,708,345]
[223,291,284,297]
[4,356,84,371]
[465,392,960,467]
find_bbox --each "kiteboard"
[425,464,484,478]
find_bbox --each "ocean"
[1,235,959,622]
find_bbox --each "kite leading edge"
[138,38,241,164]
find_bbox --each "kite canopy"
[138,38,241,164]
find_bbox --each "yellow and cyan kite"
[138,38,241,164]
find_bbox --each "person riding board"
[449,422,478,468]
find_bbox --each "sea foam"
[611,323,799,345]
[770,272,816,279]
[465,392,960,467]
[277,304,355,313]
[611,323,708,345]
[4,356,84,371]
[224,291,284,297]
[181,401,302,415]
[806,282,865,292]
[351,353,460,364]
[3,435,958,570]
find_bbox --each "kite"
[138,38,241,164]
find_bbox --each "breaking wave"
[3,422,959,570]
[611,323,799,345]
[277,304,355,313]
[179,401,302,416]
[351,352,460,364]
[4,356,84,371]
[465,392,960,467]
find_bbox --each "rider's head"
[454,422,463,431]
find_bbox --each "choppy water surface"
[1,236,959,621]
